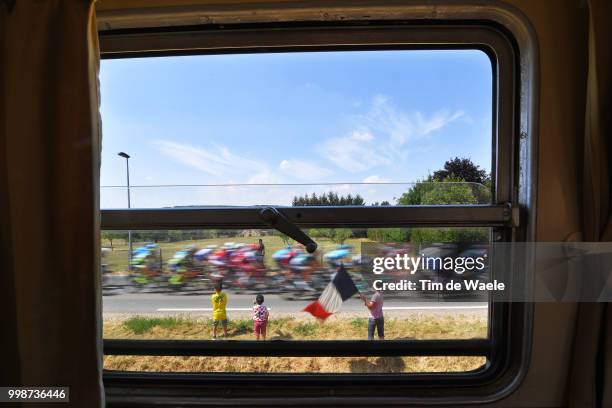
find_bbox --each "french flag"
[303,265,359,320]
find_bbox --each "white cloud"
[153,140,267,179]
[362,175,389,184]
[366,94,464,144]
[320,135,391,173]
[319,96,465,173]
[350,130,374,141]
[279,159,332,180]
[153,141,331,186]
[247,169,283,184]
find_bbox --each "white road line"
[156,305,487,312]
[157,308,269,312]
[383,305,487,310]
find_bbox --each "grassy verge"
[103,314,487,373]
[105,314,487,341]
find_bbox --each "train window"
[99,22,532,403]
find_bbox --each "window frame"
[98,17,537,406]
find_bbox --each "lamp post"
[118,152,132,270]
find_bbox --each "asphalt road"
[103,289,488,319]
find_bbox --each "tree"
[331,228,353,244]
[395,159,491,245]
[367,228,410,243]
[398,157,492,205]
[308,228,334,239]
[419,175,478,205]
[409,178,487,245]
[397,175,436,205]
[433,157,489,184]
[292,191,365,206]
[431,157,491,204]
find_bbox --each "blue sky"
[100,50,492,208]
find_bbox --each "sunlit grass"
[122,316,187,334]
[107,314,486,340]
[104,314,487,373]
[103,354,486,374]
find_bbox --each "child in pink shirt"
[252,294,269,340]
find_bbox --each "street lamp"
[118,152,132,270]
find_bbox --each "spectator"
[252,294,269,340]
[256,239,265,264]
[362,290,384,340]
[211,281,228,339]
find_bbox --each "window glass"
[102,227,490,346]
[100,49,494,375]
[100,51,492,208]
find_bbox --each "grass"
[350,317,368,330]
[122,316,186,334]
[104,355,487,374]
[104,314,487,373]
[107,314,487,340]
[293,321,318,336]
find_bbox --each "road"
[103,289,487,319]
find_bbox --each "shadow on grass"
[269,329,293,340]
[349,356,406,373]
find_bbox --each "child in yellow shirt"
[211,281,228,339]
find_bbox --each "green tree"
[292,191,365,206]
[332,228,353,244]
[396,158,491,245]
[433,157,489,184]
[397,175,436,205]
[367,228,410,243]
[419,175,478,205]
[308,228,334,239]
[410,176,487,244]
[432,157,491,204]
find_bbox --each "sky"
[100,50,492,208]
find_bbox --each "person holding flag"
[361,290,385,340]
[303,264,359,320]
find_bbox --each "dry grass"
[104,355,486,373]
[103,314,487,373]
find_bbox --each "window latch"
[259,207,318,253]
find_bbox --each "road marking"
[383,305,487,310]
[157,308,263,312]
[156,305,487,312]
